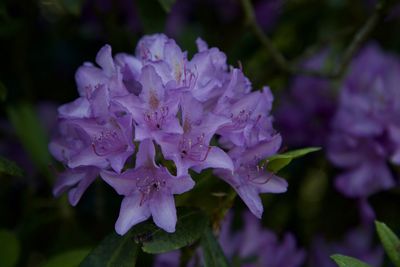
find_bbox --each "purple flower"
[115,65,183,143]
[53,166,99,206]
[216,134,287,218]
[310,227,383,267]
[101,139,195,234]
[159,94,233,176]
[50,33,285,234]
[220,212,305,267]
[328,43,400,199]
[275,49,336,147]
[49,115,134,173]
[153,211,305,267]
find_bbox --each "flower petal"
[150,192,177,233]
[100,170,136,196]
[95,44,115,76]
[167,174,195,194]
[115,194,151,235]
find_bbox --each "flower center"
[239,160,273,185]
[136,175,166,205]
[179,134,211,162]
[182,65,197,89]
[92,129,127,156]
[144,106,169,130]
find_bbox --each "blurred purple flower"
[310,226,383,267]
[275,50,337,147]
[328,43,400,200]
[254,0,283,32]
[221,212,305,267]
[154,211,305,267]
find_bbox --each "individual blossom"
[50,33,286,234]
[216,134,287,218]
[159,94,233,176]
[100,139,195,234]
[327,43,400,201]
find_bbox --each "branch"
[241,0,388,79]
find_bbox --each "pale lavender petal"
[67,147,108,169]
[95,44,115,76]
[108,151,133,173]
[75,66,107,96]
[257,174,288,193]
[100,170,136,196]
[150,192,177,233]
[135,139,156,168]
[167,174,195,194]
[58,97,91,119]
[88,84,109,119]
[194,146,234,172]
[239,134,282,163]
[68,170,98,206]
[115,194,151,235]
[236,185,263,218]
[139,65,165,107]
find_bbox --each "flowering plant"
[50,34,290,235]
[1,1,400,267]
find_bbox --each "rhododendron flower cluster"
[49,34,287,234]
[328,44,400,199]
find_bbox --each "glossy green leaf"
[7,104,52,179]
[331,255,372,267]
[42,249,90,267]
[158,0,176,12]
[132,208,209,254]
[0,229,20,267]
[375,221,400,267]
[0,156,23,177]
[201,228,229,267]
[267,147,321,173]
[79,232,138,267]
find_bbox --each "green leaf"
[267,147,321,173]
[330,254,372,267]
[158,0,176,12]
[375,221,400,267]
[79,232,139,267]
[201,228,229,267]
[132,208,209,254]
[0,156,23,177]
[42,249,90,267]
[0,80,6,102]
[0,229,20,267]
[7,103,52,178]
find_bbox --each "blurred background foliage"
[0,0,400,266]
